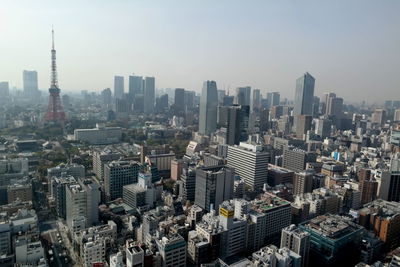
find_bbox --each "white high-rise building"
[22,70,39,97]
[199,80,218,135]
[227,142,270,190]
[114,76,124,99]
[66,183,87,232]
[79,178,100,226]
[280,225,310,267]
[65,178,101,232]
[394,109,400,122]
[155,233,186,267]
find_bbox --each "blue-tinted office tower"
[129,75,143,98]
[294,73,315,126]
[144,76,155,114]
[199,81,218,135]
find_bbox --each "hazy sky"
[1,0,399,102]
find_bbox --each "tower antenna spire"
[52,25,55,50]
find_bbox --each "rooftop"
[250,192,290,213]
[300,214,363,239]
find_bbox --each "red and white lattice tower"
[44,28,66,124]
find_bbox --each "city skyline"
[1,0,400,102]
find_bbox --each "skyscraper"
[236,86,251,106]
[184,90,195,110]
[315,118,332,139]
[44,29,66,124]
[174,88,185,113]
[101,88,112,108]
[218,105,249,145]
[252,89,261,112]
[323,92,336,115]
[199,80,218,135]
[313,96,320,117]
[194,165,234,212]
[0,82,9,97]
[267,92,280,107]
[327,96,344,128]
[143,77,155,114]
[114,76,124,99]
[23,70,38,97]
[128,75,143,98]
[156,94,169,113]
[293,73,315,126]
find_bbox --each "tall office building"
[323,92,336,115]
[174,88,185,113]
[128,75,143,98]
[283,148,316,172]
[115,96,130,118]
[379,154,400,202]
[252,89,261,112]
[78,178,101,227]
[327,96,344,128]
[296,115,312,139]
[236,86,251,106]
[267,92,280,107]
[199,80,218,135]
[194,165,234,212]
[143,77,155,114]
[313,96,320,117]
[65,179,100,231]
[327,97,343,117]
[104,160,140,201]
[223,95,234,106]
[217,89,226,105]
[359,169,378,204]
[281,225,310,267]
[218,105,249,145]
[23,70,38,97]
[0,82,9,97]
[114,76,124,99]
[101,88,112,107]
[156,94,169,113]
[293,73,315,126]
[394,109,400,122]
[372,109,387,126]
[227,143,270,190]
[180,163,196,202]
[184,90,195,110]
[315,118,332,139]
[293,170,314,195]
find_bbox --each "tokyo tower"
[44,28,66,124]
